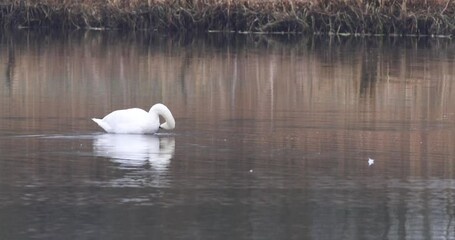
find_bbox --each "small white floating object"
[368,158,375,166]
[249,169,253,173]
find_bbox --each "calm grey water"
[1,31,455,239]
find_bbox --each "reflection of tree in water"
[359,44,378,97]
[5,37,15,92]
[0,30,455,239]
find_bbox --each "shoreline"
[1,0,454,36]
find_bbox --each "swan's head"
[160,121,175,130]
[150,103,176,130]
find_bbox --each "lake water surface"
[1,31,455,239]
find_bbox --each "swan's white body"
[92,103,175,134]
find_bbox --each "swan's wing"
[103,108,146,123]
[102,108,159,133]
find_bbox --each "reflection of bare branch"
[5,37,15,92]
[359,44,378,98]
[1,31,455,135]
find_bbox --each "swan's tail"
[92,118,111,133]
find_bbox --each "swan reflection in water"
[93,134,175,170]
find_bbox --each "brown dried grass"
[0,0,454,35]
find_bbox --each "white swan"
[92,103,175,134]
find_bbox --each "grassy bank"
[1,0,454,36]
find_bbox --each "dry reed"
[0,0,454,36]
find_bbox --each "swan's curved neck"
[149,103,175,130]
